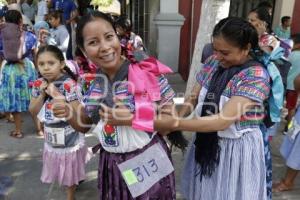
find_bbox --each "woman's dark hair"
[115,15,132,33]
[212,17,259,51]
[257,1,273,10]
[250,7,272,33]
[76,10,116,49]
[36,45,77,81]
[48,10,63,24]
[4,9,22,24]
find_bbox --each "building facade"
[121,0,299,80]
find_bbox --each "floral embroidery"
[33,79,43,87]
[63,82,71,93]
[102,124,119,147]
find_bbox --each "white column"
[154,0,185,72]
[185,0,230,96]
[272,0,295,28]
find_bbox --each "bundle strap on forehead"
[128,57,173,132]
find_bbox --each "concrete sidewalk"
[1,113,300,200]
[0,112,185,200]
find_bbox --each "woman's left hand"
[99,98,133,126]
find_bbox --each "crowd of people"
[0,0,299,200]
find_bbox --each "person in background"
[7,0,21,11]
[273,73,300,193]
[51,0,78,59]
[7,0,33,28]
[21,0,37,24]
[274,16,291,40]
[36,0,48,22]
[257,1,273,16]
[0,5,6,120]
[0,5,6,63]
[248,7,276,52]
[248,7,288,200]
[115,15,144,52]
[40,10,69,58]
[284,34,300,129]
[33,20,50,48]
[0,9,37,138]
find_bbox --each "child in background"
[29,45,88,200]
[33,20,50,48]
[115,15,144,51]
[40,10,69,58]
[115,15,147,62]
[273,74,300,192]
[0,9,37,138]
[285,33,300,128]
[0,6,6,120]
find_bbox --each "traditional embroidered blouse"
[196,56,271,138]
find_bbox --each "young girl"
[0,9,37,138]
[51,11,186,199]
[29,45,87,200]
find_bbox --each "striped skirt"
[181,131,267,200]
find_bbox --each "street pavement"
[0,74,299,200]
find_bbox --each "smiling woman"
[164,17,271,200]
[57,10,189,199]
[81,17,122,79]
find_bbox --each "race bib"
[117,143,174,198]
[287,118,300,141]
[44,126,72,147]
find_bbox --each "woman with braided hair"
[164,17,270,200]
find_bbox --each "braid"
[167,131,188,152]
[63,65,78,81]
